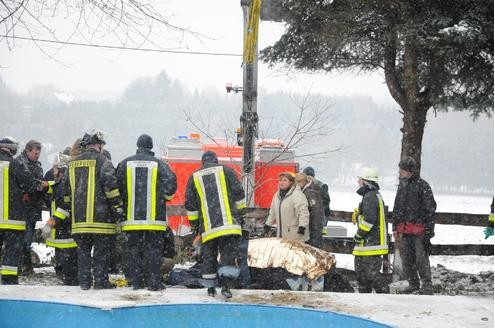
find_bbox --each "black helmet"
[303,166,315,177]
[399,156,416,173]
[80,129,106,147]
[0,136,19,155]
[136,134,153,149]
[201,150,218,164]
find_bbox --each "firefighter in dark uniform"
[54,130,124,290]
[392,156,437,295]
[0,137,42,284]
[42,150,78,285]
[16,140,47,275]
[352,167,389,293]
[185,151,246,298]
[116,134,177,291]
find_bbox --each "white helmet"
[357,167,379,182]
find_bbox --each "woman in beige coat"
[266,172,310,242]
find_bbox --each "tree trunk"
[400,38,429,176]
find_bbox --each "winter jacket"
[266,185,310,242]
[54,148,123,235]
[316,179,331,217]
[45,172,76,248]
[116,148,177,232]
[301,179,323,248]
[185,160,245,243]
[352,182,388,256]
[0,150,40,231]
[392,175,437,236]
[16,151,45,221]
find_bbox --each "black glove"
[353,234,364,245]
[114,207,125,222]
[424,237,433,255]
[297,226,306,235]
[191,224,201,236]
[425,230,435,240]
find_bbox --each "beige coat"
[266,185,310,242]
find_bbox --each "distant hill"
[0,71,492,195]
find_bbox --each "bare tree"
[181,91,343,206]
[0,1,201,53]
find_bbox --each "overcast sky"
[0,0,392,102]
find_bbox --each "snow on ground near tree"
[0,284,492,328]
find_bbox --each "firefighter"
[0,137,42,284]
[185,151,245,298]
[352,167,389,293]
[393,156,437,295]
[116,134,177,291]
[303,167,331,234]
[53,130,124,290]
[16,140,47,275]
[41,150,78,286]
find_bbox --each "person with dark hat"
[185,150,246,298]
[116,133,177,291]
[53,129,124,290]
[303,166,331,234]
[352,167,389,293]
[0,137,42,284]
[393,156,437,295]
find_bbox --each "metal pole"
[241,0,259,207]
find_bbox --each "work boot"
[221,286,232,299]
[80,283,91,290]
[418,285,433,295]
[94,281,116,290]
[1,275,19,285]
[207,287,216,297]
[399,285,420,294]
[148,283,166,291]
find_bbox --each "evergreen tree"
[261,0,494,173]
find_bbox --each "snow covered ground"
[0,284,492,328]
[2,192,491,328]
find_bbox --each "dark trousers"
[73,234,113,288]
[354,255,389,293]
[238,231,250,287]
[20,219,37,273]
[201,235,240,287]
[401,234,432,288]
[0,230,24,284]
[126,231,164,289]
[59,247,78,285]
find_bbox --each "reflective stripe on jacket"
[353,185,388,256]
[116,148,177,232]
[0,150,40,231]
[185,162,245,243]
[59,148,122,235]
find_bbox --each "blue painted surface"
[0,300,391,328]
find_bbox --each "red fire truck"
[164,133,298,235]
